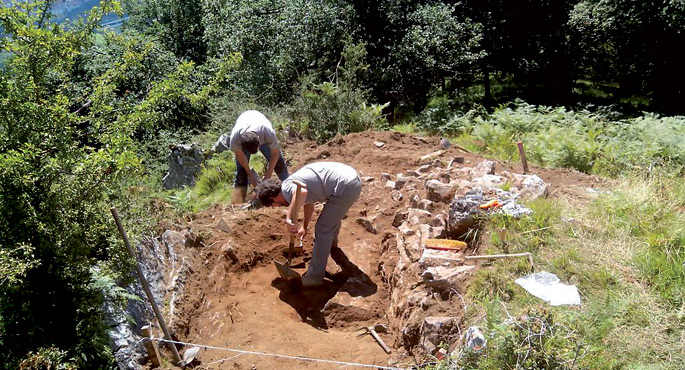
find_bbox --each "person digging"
[256,162,362,288]
[228,110,289,204]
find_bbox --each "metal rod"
[111,207,182,366]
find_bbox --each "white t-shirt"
[282,162,360,204]
[228,110,279,152]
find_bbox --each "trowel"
[273,180,306,282]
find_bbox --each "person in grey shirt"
[228,110,289,204]
[256,162,362,288]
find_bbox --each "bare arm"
[286,188,308,234]
[234,149,258,186]
[264,147,280,180]
[300,203,315,236]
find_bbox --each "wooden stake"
[517,141,529,174]
[141,325,161,368]
[111,207,183,366]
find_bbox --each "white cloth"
[228,110,279,152]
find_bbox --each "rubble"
[425,180,457,203]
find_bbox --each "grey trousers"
[307,177,362,280]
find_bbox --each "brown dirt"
[163,131,605,369]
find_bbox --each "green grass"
[165,150,268,214]
[460,176,685,369]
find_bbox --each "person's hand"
[285,218,298,234]
[248,173,259,186]
[297,226,308,237]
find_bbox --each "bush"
[286,42,389,143]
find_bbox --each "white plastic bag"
[515,271,581,306]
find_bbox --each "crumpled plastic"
[515,271,581,306]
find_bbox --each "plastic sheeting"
[515,271,581,306]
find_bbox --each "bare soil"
[163,131,604,369]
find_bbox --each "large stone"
[447,190,484,239]
[426,180,457,203]
[212,133,230,153]
[162,144,205,189]
[419,249,465,269]
[421,265,476,295]
[470,160,496,178]
[471,174,507,191]
[420,316,461,353]
[520,174,549,200]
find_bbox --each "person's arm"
[297,203,315,237]
[264,147,280,180]
[234,149,259,186]
[285,187,308,234]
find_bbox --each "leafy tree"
[568,0,685,114]
[122,0,207,63]
[0,1,138,368]
[202,0,357,103]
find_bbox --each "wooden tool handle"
[370,329,391,354]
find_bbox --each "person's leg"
[305,179,361,286]
[259,144,289,180]
[231,150,251,204]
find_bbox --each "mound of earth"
[156,131,603,369]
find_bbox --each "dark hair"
[240,131,260,154]
[256,178,283,206]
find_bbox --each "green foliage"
[457,306,586,370]
[0,2,141,368]
[19,347,77,370]
[123,0,207,62]
[287,42,389,143]
[201,0,357,103]
[438,102,684,175]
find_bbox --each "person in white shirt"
[256,162,362,288]
[228,110,289,203]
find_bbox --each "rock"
[418,199,437,212]
[356,218,378,234]
[421,265,475,295]
[216,218,231,233]
[419,223,445,239]
[385,180,396,189]
[419,249,465,269]
[395,175,408,189]
[470,160,496,178]
[381,172,392,180]
[406,208,433,227]
[162,144,205,189]
[447,190,484,239]
[420,317,460,353]
[222,244,239,263]
[471,174,507,190]
[438,170,451,183]
[374,141,386,148]
[501,202,533,218]
[398,223,415,236]
[323,294,376,322]
[439,137,451,149]
[520,174,549,200]
[391,190,403,201]
[212,133,231,154]
[426,180,456,203]
[409,194,421,208]
[361,176,376,182]
[392,211,408,228]
[418,164,432,173]
[406,170,422,177]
